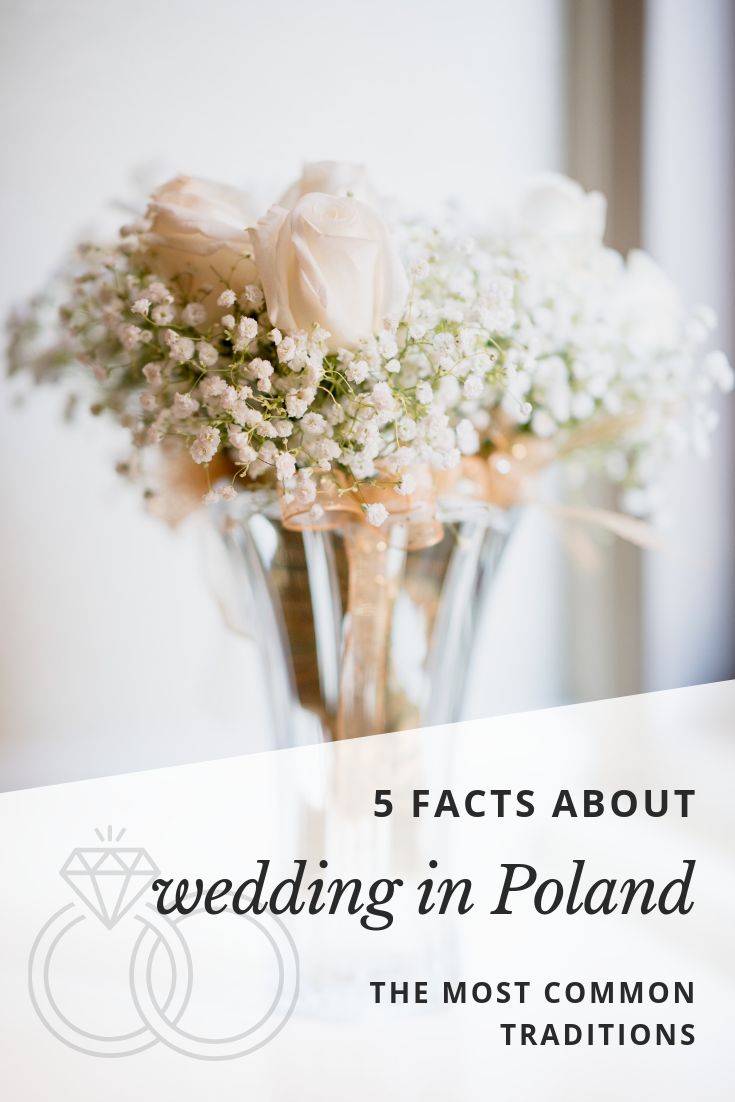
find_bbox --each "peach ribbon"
[151,408,655,552]
[277,418,657,553]
[279,465,444,551]
[274,426,657,739]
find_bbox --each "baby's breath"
[6,171,731,523]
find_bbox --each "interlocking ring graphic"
[28,831,299,1059]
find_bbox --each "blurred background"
[0,0,732,790]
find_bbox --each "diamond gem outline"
[60,847,159,929]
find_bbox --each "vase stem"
[302,531,343,718]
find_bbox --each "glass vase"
[213,489,514,747]
[210,489,514,1016]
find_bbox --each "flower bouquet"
[9,163,732,744]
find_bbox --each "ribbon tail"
[543,503,662,550]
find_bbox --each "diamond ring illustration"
[29,829,299,1059]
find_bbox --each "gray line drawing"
[28,829,299,1059]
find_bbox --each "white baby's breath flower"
[248,357,272,379]
[286,394,309,418]
[311,437,340,463]
[218,385,237,411]
[469,351,493,375]
[365,502,389,527]
[190,426,221,464]
[346,359,369,384]
[277,336,297,363]
[147,281,174,304]
[463,375,483,400]
[166,333,195,364]
[396,472,417,496]
[146,415,166,444]
[118,324,144,351]
[196,341,219,368]
[370,381,395,414]
[241,285,265,309]
[217,289,237,308]
[433,332,455,357]
[571,391,595,420]
[151,303,176,326]
[300,412,327,435]
[142,362,162,389]
[434,446,461,470]
[324,402,345,426]
[227,398,246,424]
[228,429,258,464]
[258,440,278,464]
[378,331,399,359]
[172,392,200,420]
[398,416,417,441]
[531,409,556,438]
[182,302,208,328]
[199,376,227,402]
[234,316,259,352]
[703,350,734,392]
[275,452,297,481]
[455,418,479,454]
[235,404,264,428]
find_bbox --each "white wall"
[0,0,566,789]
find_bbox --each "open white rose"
[518,172,606,251]
[142,176,257,316]
[280,160,382,211]
[250,193,408,351]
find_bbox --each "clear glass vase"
[210,489,514,1015]
[213,489,514,747]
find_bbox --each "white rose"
[518,172,606,249]
[280,161,382,211]
[250,193,408,351]
[142,176,257,315]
